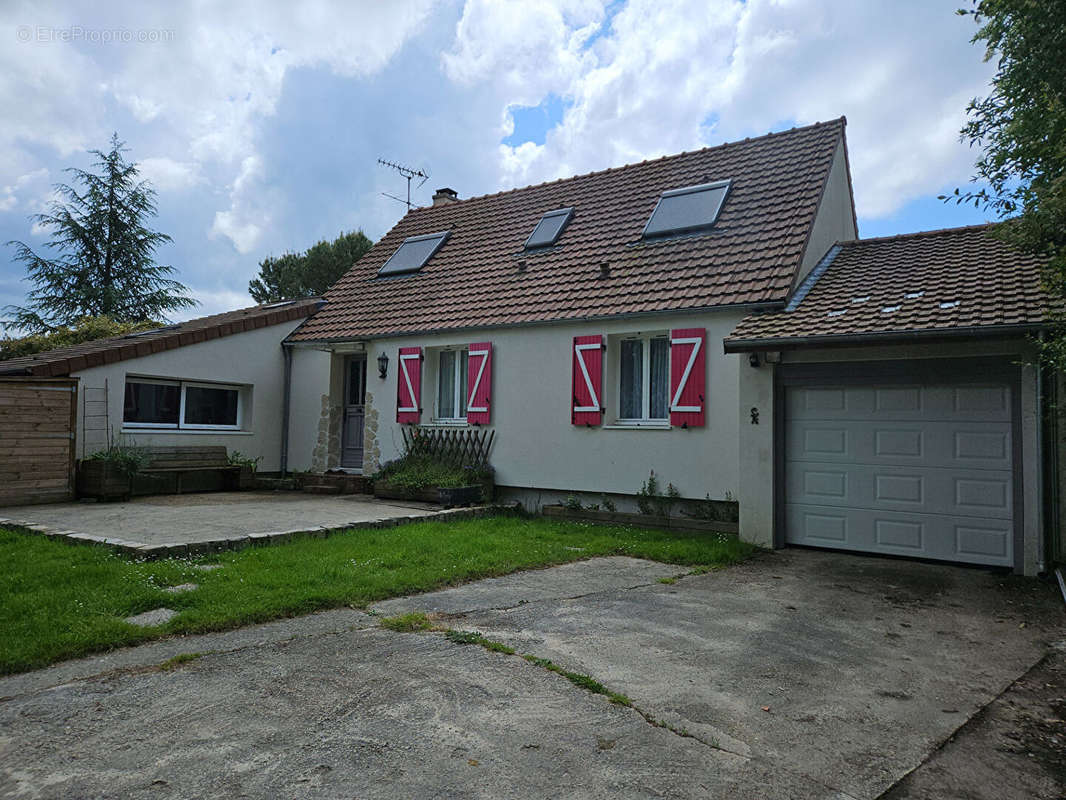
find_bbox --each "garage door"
[785,383,1014,567]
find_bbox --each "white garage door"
[785,383,1014,567]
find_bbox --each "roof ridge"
[411,117,847,211]
[839,223,995,248]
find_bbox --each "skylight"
[525,207,573,249]
[378,231,450,277]
[125,324,180,338]
[642,180,731,238]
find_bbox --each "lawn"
[0,515,755,675]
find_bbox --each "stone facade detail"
[310,394,342,472]
[362,390,381,475]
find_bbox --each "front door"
[341,356,367,469]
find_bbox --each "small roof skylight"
[525,207,574,249]
[125,324,180,338]
[378,231,450,277]
[642,179,731,238]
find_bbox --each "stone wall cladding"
[363,390,381,475]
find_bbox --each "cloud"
[0,168,49,213]
[137,157,201,193]
[446,0,994,219]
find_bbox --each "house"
[3,116,1056,576]
[283,117,1059,576]
[0,299,321,468]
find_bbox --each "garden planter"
[437,485,483,508]
[542,504,738,534]
[237,465,257,490]
[76,460,132,501]
[373,480,440,504]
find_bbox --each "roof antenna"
[377,158,430,211]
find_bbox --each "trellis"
[401,426,495,468]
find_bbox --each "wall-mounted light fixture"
[748,352,760,368]
[377,351,389,379]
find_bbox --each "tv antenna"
[377,158,430,211]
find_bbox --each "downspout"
[1035,332,1046,574]
[280,344,293,476]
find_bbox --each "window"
[378,231,450,276]
[618,335,669,422]
[436,349,468,421]
[123,378,242,430]
[643,180,731,238]
[525,207,574,249]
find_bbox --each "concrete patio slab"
[0,491,487,555]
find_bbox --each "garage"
[784,379,1017,567]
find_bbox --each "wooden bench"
[138,446,240,494]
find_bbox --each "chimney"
[432,187,459,206]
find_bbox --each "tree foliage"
[952,1,1066,361]
[248,229,372,304]
[5,134,195,333]
[0,315,162,362]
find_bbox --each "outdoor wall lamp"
[748,352,760,368]
[377,351,389,379]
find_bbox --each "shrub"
[636,471,681,517]
[86,443,149,478]
[373,454,492,491]
[227,451,262,471]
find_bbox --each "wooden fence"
[0,377,78,506]
[401,426,494,467]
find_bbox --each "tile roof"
[724,225,1054,350]
[288,119,847,341]
[0,298,322,377]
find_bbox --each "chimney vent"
[432,187,459,206]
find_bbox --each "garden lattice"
[401,426,495,468]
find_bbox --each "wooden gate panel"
[0,377,77,506]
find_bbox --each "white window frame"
[615,334,670,426]
[123,377,243,431]
[433,348,469,424]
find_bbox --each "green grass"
[521,654,633,706]
[444,629,517,655]
[0,516,754,675]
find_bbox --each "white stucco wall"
[736,338,1044,574]
[71,319,304,471]
[794,137,857,286]
[314,311,750,504]
[286,345,338,472]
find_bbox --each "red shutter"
[466,342,492,425]
[572,335,604,426]
[396,346,422,424]
[669,328,705,427]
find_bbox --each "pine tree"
[5,134,195,332]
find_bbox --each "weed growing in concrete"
[521,654,632,706]
[158,652,204,671]
[444,629,516,655]
[379,612,432,632]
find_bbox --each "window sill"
[603,422,671,430]
[426,420,468,427]
[121,428,254,436]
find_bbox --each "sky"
[0,0,997,323]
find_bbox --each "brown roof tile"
[724,225,1055,349]
[288,119,847,341]
[0,298,322,377]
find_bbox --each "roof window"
[642,180,731,238]
[525,207,573,249]
[378,231,450,276]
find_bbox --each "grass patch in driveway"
[0,516,753,675]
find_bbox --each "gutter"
[724,323,1047,353]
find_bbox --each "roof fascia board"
[286,300,784,345]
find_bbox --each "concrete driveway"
[1,549,1062,799]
